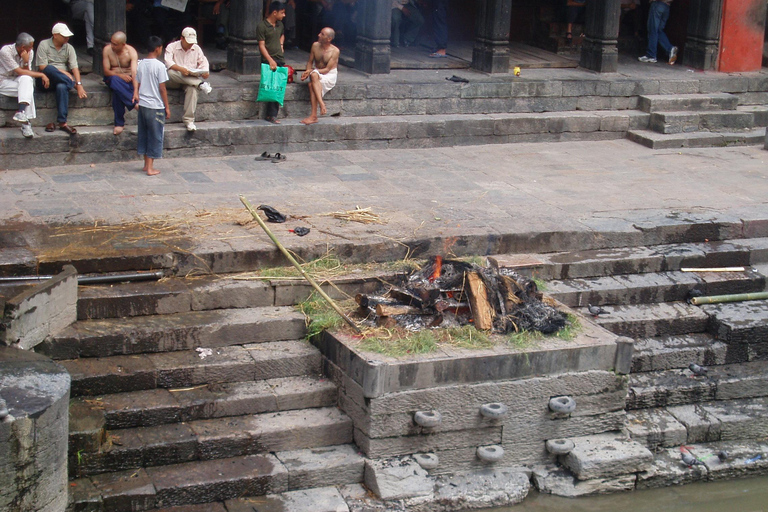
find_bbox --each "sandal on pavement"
[271,152,286,162]
[59,124,77,135]
[254,151,274,161]
[45,123,56,132]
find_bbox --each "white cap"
[181,27,197,45]
[52,23,74,38]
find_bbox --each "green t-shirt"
[256,18,284,61]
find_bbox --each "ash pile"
[356,256,568,334]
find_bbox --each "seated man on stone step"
[164,27,212,132]
[102,31,138,135]
[300,27,339,125]
[36,22,88,135]
[0,32,49,138]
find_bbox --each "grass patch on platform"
[299,294,580,358]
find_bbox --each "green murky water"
[481,475,768,512]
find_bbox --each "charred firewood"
[376,304,427,317]
[386,286,425,308]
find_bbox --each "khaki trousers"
[166,69,202,125]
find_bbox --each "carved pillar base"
[471,0,512,74]
[354,0,391,74]
[580,38,619,73]
[355,37,391,74]
[682,0,723,70]
[472,42,510,74]
[227,38,262,75]
[579,0,620,73]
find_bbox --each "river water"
[479,475,768,512]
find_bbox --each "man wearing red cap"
[164,27,211,132]
[36,23,87,134]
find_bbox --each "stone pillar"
[683,0,723,70]
[354,0,391,74]
[227,0,264,75]
[579,0,621,73]
[93,0,126,75]
[471,0,512,74]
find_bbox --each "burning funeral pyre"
[355,256,568,335]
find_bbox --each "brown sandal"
[59,124,77,135]
[45,123,56,132]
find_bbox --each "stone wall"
[1,266,77,350]
[0,347,71,512]
[316,315,631,477]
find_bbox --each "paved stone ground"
[1,139,767,255]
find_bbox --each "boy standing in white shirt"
[133,36,170,176]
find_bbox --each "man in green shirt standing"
[257,1,286,124]
[36,23,87,134]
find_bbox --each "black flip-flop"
[271,152,286,163]
[446,75,469,83]
[254,151,274,161]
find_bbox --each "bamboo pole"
[240,196,362,334]
[690,291,768,305]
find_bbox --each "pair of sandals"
[255,151,287,163]
[45,122,76,134]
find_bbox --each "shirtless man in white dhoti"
[300,27,339,125]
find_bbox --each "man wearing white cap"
[36,22,87,134]
[0,33,50,138]
[164,27,212,132]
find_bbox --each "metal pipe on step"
[690,291,768,305]
[0,270,166,285]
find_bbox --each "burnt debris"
[355,256,568,334]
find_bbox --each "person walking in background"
[565,0,585,44]
[0,33,49,138]
[65,0,95,55]
[134,35,170,176]
[164,27,211,132]
[639,0,677,64]
[257,1,287,124]
[428,0,447,58]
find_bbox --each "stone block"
[275,444,365,490]
[561,432,653,480]
[356,426,502,459]
[2,265,77,350]
[148,454,289,507]
[626,408,687,450]
[189,278,274,310]
[90,468,156,512]
[152,346,257,388]
[429,468,530,510]
[229,486,350,512]
[77,279,192,320]
[594,302,709,339]
[532,464,636,497]
[631,334,729,373]
[700,398,768,441]
[244,340,321,381]
[364,458,433,500]
[667,404,722,443]
[627,369,717,410]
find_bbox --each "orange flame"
[429,255,443,283]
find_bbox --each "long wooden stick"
[240,196,362,334]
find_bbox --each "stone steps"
[69,444,365,510]
[548,269,764,308]
[70,406,353,478]
[631,333,732,373]
[1,110,649,170]
[38,306,306,360]
[627,397,768,451]
[649,107,768,134]
[626,359,768,410]
[638,93,740,113]
[491,238,763,281]
[61,340,321,397]
[584,302,709,338]
[76,272,397,320]
[626,127,766,149]
[70,374,337,438]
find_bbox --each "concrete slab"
[561,432,653,480]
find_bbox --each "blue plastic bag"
[257,63,289,106]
